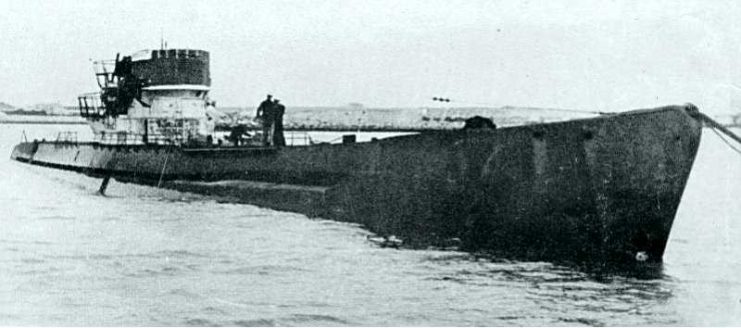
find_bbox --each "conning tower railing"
[78,92,106,119]
[93,60,118,89]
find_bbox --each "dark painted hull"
[11,105,703,264]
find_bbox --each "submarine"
[11,48,706,264]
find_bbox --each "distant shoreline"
[0,120,87,125]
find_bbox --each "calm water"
[1,123,740,326]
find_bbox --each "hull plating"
[11,105,702,264]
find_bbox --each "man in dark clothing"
[228,124,248,146]
[273,99,286,147]
[256,94,274,146]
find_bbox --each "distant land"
[0,101,78,116]
[0,101,85,124]
[217,104,597,131]
[0,102,16,112]
[0,100,596,129]
[2,100,738,128]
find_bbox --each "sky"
[2,0,741,113]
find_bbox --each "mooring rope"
[697,113,741,157]
[709,125,741,156]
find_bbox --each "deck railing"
[96,131,187,146]
[286,131,312,146]
[55,131,78,143]
[46,129,351,148]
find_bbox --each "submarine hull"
[11,105,703,264]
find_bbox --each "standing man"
[204,115,216,146]
[256,94,274,146]
[273,99,286,147]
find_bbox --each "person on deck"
[204,115,216,146]
[273,99,286,147]
[256,94,275,146]
[228,124,248,146]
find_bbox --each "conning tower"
[78,49,214,146]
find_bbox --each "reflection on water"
[0,124,740,326]
[418,252,678,326]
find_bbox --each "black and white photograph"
[1,0,740,326]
